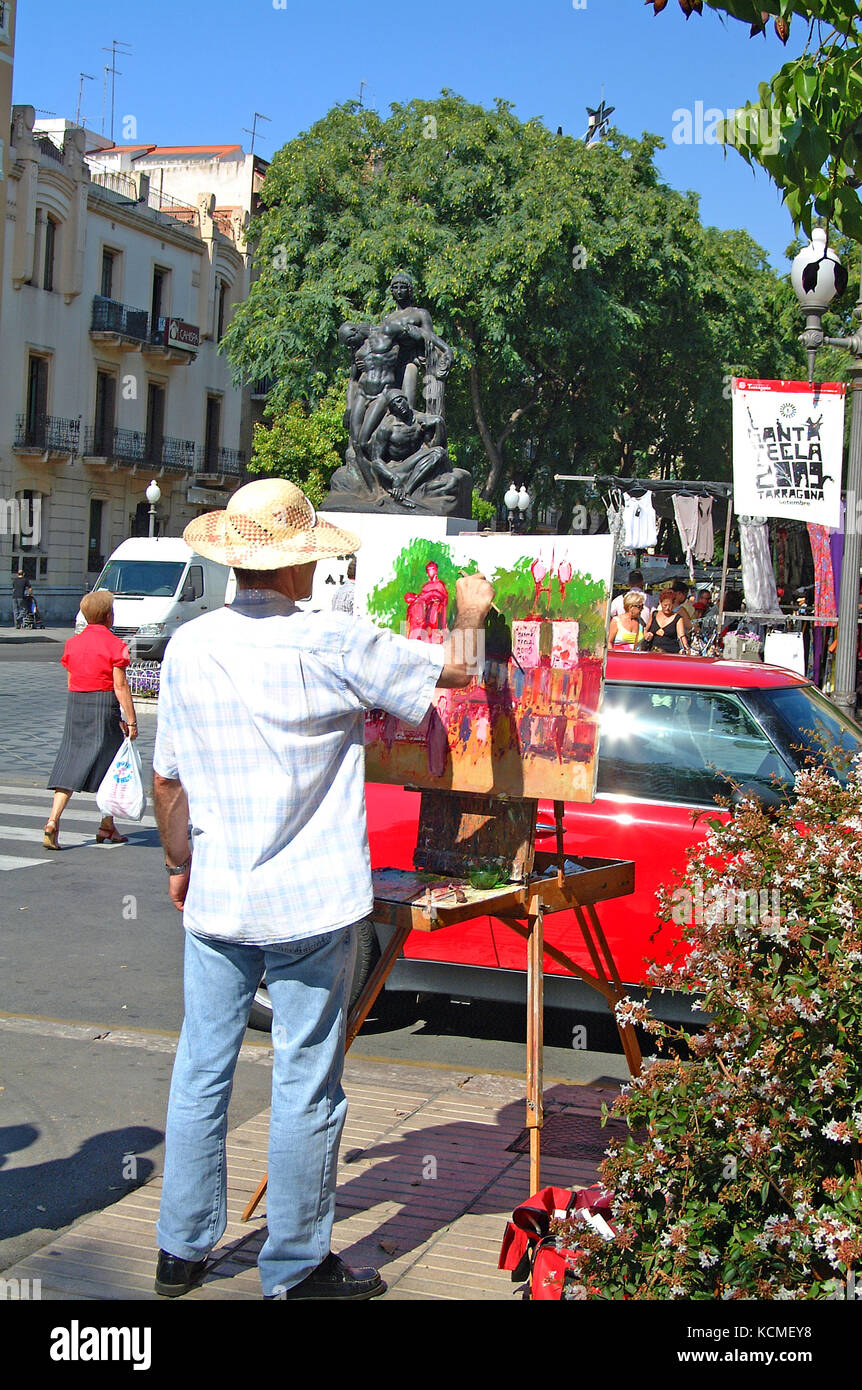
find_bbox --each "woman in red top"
[44,589,138,849]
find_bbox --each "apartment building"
[0,1,15,344]
[1,107,255,620]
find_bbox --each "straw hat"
[183,479,360,569]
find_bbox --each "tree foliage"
[224,94,797,513]
[649,1,862,238]
[247,379,346,508]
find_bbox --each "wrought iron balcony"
[90,295,150,342]
[82,426,147,464]
[82,426,196,472]
[14,414,81,453]
[196,445,245,475]
[158,436,196,472]
[250,376,277,399]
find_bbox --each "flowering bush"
[566,755,862,1300]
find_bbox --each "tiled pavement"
[1,1058,621,1301]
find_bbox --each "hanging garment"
[672,495,700,582]
[738,517,781,614]
[807,524,838,621]
[808,521,839,689]
[694,497,714,562]
[622,491,658,549]
[605,495,626,552]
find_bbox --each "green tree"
[224,94,797,513]
[649,1,862,238]
[248,378,346,508]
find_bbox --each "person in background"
[719,589,745,650]
[331,556,356,615]
[11,570,32,629]
[610,569,654,621]
[670,582,695,639]
[643,589,691,654]
[608,591,646,650]
[44,589,138,850]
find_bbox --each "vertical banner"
[732,378,845,528]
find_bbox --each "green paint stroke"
[367,541,607,653]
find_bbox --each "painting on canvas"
[356,532,614,802]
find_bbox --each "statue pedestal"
[323,467,472,520]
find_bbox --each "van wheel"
[247,920,381,1033]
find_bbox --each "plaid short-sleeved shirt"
[153,589,443,945]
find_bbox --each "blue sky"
[13,0,806,269]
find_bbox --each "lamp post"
[504,481,532,533]
[791,229,862,720]
[146,479,161,538]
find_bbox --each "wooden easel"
[241,792,637,1221]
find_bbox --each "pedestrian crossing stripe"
[0,854,52,872]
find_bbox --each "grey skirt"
[48,690,125,793]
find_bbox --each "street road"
[0,640,630,1274]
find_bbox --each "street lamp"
[146,479,161,538]
[504,481,532,533]
[791,228,861,720]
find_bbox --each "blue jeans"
[156,924,357,1296]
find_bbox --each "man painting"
[151,478,493,1301]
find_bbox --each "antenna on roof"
[242,111,271,157]
[76,73,95,128]
[101,39,132,143]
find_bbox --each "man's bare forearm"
[437,574,494,688]
[153,773,191,866]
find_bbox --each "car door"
[526,682,797,988]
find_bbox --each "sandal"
[43,821,61,851]
[96,824,129,844]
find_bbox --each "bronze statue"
[324,274,470,517]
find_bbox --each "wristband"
[165,857,192,876]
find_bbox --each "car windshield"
[745,685,862,781]
[597,684,795,805]
[95,560,185,598]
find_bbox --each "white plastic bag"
[96,737,147,821]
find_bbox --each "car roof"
[605,651,809,690]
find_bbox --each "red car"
[249,653,862,1028]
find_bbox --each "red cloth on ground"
[61,624,130,692]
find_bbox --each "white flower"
[698,1250,719,1268]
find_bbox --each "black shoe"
[268,1252,386,1301]
[154,1249,208,1298]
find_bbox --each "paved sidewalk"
[0,623,75,644]
[1,1056,624,1301]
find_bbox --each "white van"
[78,537,231,660]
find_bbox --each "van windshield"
[95,560,185,598]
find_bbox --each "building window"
[88,499,105,573]
[25,354,49,446]
[94,371,116,455]
[151,267,169,332]
[0,2,11,44]
[146,383,166,465]
[203,395,221,470]
[43,216,57,292]
[216,278,228,341]
[101,249,116,300]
